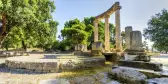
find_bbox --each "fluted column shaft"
[115,9,121,50]
[104,15,110,51]
[94,21,98,42]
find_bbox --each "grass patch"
[57,61,113,79]
[147,52,160,56]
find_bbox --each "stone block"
[91,42,103,56]
[125,26,132,49]
[91,50,102,56]
[109,67,147,84]
[124,53,150,62]
[91,42,102,50]
[119,60,163,71]
[130,31,143,51]
[75,44,87,51]
[74,51,82,56]
[134,55,151,62]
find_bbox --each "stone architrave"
[130,31,143,51]
[125,26,132,49]
[104,15,110,51]
[115,9,121,50]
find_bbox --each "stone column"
[125,26,132,49]
[115,9,121,50]
[130,31,143,51]
[104,15,110,52]
[94,21,98,42]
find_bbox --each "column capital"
[105,15,110,18]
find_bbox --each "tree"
[143,40,148,51]
[82,17,95,49]
[143,9,168,52]
[61,19,88,50]
[0,0,58,50]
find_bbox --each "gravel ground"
[0,67,64,84]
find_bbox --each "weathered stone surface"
[5,56,105,73]
[115,9,121,50]
[74,51,91,56]
[106,80,121,84]
[92,42,103,50]
[125,26,132,50]
[39,79,70,84]
[130,31,143,51]
[104,15,110,52]
[119,60,163,71]
[94,21,98,42]
[124,53,151,62]
[109,67,147,84]
[91,42,103,56]
[134,55,151,62]
[70,72,111,84]
[75,44,87,51]
[71,77,95,84]
[147,78,168,84]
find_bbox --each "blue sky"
[52,0,168,47]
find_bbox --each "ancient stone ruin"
[124,26,149,61]
[118,26,163,71]
[92,2,122,56]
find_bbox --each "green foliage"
[61,19,88,50]
[0,0,58,50]
[144,9,168,52]
[60,17,115,51]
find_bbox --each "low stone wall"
[5,56,105,73]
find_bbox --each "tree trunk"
[5,44,8,51]
[22,40,27,51]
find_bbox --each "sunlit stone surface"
[5,55,105,73]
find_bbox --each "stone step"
[119,60,163,71]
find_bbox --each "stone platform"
[5,55,105,73]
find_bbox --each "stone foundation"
[5,56,105,73]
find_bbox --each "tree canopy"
[143,9,168,52]
[0,0,58,50]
